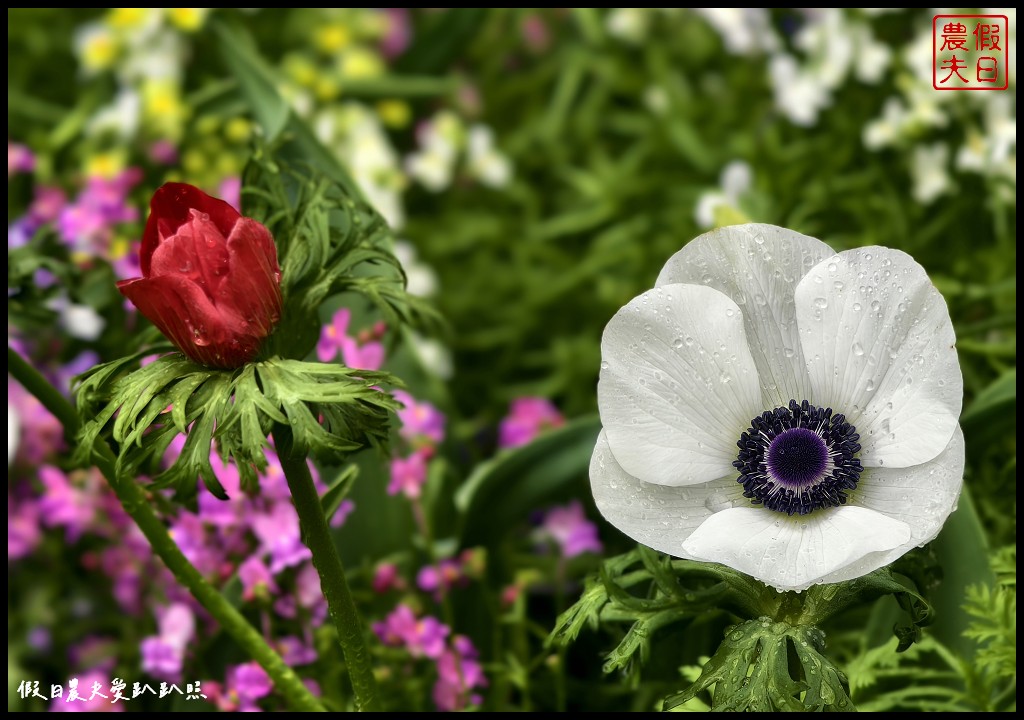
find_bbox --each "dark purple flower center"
[734,399,862,516]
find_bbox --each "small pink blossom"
[433,635,487,711]
[393,389,445,446]
[498,397,565,449]
[317,307,385,370]
[387,449,429,499]
[373,604,449,659]
[537,500,603,558]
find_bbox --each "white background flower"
[591,224,964,591]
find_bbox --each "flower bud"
[117,183,282,368]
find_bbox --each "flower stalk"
[7,347,326,713]
[274,425,382,712]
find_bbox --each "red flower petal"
[141,183,241,276]
[117,275,260,368]
[149,209,231,301]
[218,218,283,338]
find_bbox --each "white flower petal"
[656,224,835,408]
[682,505,911,592]
[816,427,964,586]
[599,283,762,486]
[795,247,962,468]
[590,431,745,557]
[851,423,963,544]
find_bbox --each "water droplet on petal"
[852,342,864,356]
[813,297,828,309]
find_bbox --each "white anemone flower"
[591,224,963,592]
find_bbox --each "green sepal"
[663,618,855,712]
[74,353,399,503]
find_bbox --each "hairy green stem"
[8,347,326,713]
[274,426,381,712]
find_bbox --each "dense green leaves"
[74,353,397,502]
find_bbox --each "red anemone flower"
[117,183,283,368]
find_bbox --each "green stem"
[274,426,382,712]
[8,348,325,713]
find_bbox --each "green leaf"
[321,464,359,523]
[455,414,601,547]
[213,20,289,139]
[800,567,934,651]
[394,8,489,74]
[241,148,443,361]
[960,368,1015,430]
[215,21,360,197]
[74,354,398,503]
[929,485,997,658]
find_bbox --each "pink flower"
[498,397,565,449]
[373,604,450,660]
[148,140,179,166]
[537,500,603,558]
[316,307,385,370]
[8,141,35,175]
[380,8,412,58]
[238,555,279,601]
[433,635,487,711]
[387,450,429,499]
[372,562,405,594]
[37,466,98,543]
[210,662,273,712]
[8,494,42,560]
[393,390,445,446]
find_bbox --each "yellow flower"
[106,8,152,31]
[315,23,352,54]
[76,24,119,73]
[167,8,211,32]
[339,48,384,80]
[85,151,126,179]
[376,100,411,129]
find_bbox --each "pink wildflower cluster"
[373,605,487,711]
[388,390,446,499]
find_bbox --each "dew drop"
[684,336,695,347]
[600,361,610,370]
[865,379,875,392]
[833,280,845,291]
[813,297,828,309]
[852,302,862,312]
[783,347,796,358]
[754,293,767,306]
[852,342,864,356]
[870,300,882,312]
[827,261,838,273]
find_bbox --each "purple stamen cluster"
[734,399,862,515]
